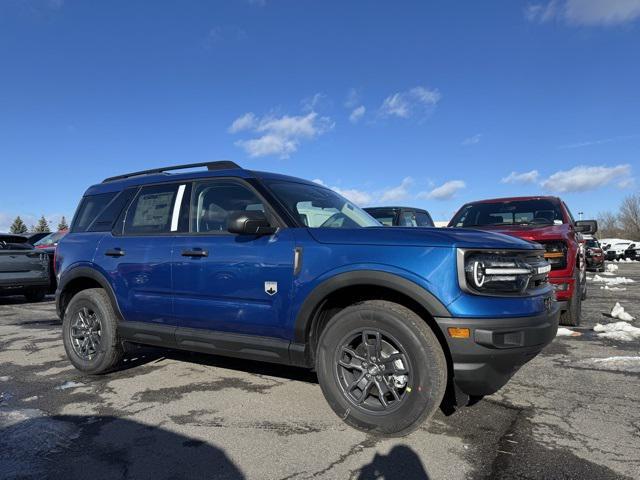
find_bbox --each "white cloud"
[541,164,632,192]
[230,111,334,158]
[345,88,361,109]
[349,105,366,124]
[379,86,441,119]
[501,170,540,184]
[228,112,257,133]
[559,134,640,149]
[312,179,373,205]
[380,177,413,202]
[301,93,328,113]
[526,0,640,26]
[462,134,482,146]
[418,180,466,200]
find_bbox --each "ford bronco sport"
[56,162,559,436]
[448,196,597,327]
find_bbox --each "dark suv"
[56,162,559,436]
[364,207,434,227]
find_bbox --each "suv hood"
[307,227,539,250]
[464,223,569,242]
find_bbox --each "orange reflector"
[448,327,470,339]
[544,252,564,258]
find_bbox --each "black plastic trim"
[294,270,451,343]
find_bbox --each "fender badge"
[265,281,278,296]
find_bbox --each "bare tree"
[596,211,622,239]
[619,193,640,239]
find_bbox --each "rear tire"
[316,300,447,437]
[62,288,124,374]
[24,288,46,302]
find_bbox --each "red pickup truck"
[448,196,597,326]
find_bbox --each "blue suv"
[55,161,559,436]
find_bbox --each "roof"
[84,162,321,196]
[465,196,561,204]
[365,206,431,212]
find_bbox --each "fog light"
[448,327,470,339]
[555,283,569,291]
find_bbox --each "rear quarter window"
[71,192,117,232]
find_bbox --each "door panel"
[172,178,295,339]
[96,182,184,326]
[172,230,295,338]
[96,234,174,325]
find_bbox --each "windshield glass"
[365,208,397,226]
[450,199,564,227]
[34,230,67,246]
[586,239,600,248]
[267,181,380,228]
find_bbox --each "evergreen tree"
[34,215,50,233]
[57,216,69,231]
[9,216,28,234]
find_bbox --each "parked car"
[364,207,434,227]
[584,236,605,272]
[600,238,633,261]
[55,162,558,436]
[0,233,50,301]
[448,196,596,326]
[26,232,51,245]
[33,230,68,293]
[34,230,68,249]
[624,242,639,260]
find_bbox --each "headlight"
[541,241,567,270]
[457,249,550,296]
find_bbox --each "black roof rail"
[102,161,242,183]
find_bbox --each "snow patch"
[594,322,640,341]
[606,264,619,273]
[591,275,635,285]
[610,302,635,322]
[55,381,84,391]
[600,285,626,291]
[576,356,640,373]
[556,328,581,337]
[0,376,10,382]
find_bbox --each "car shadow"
[0,295,55,306]
[356,445,430,479]
[0,414,246,479]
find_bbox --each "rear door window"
[123,184,184,235]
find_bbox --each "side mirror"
[227,211,277,236]
[575,220,597,234]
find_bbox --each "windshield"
[365,208,397,226]
[34,230,67,247]
[450,199,564,227]
[267,181,381,228]
[586,239,600,248]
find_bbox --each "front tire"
[62,288,124,374]
[316,300,447,437]
[560,274,582,327]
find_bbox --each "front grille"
[521,250,550,293]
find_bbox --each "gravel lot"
[1,263,639,480]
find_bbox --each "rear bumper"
[435,304,560,397]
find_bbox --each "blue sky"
[1,0,639,230]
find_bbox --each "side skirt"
[117,321,310,367]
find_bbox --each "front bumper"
[435,304,560,397]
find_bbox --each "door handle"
[105,248,125,257]
[182,249,208,257]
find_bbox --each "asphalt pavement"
[1,263,639,479]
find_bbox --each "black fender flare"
[55,266,123,321]
[293,270,451,343]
